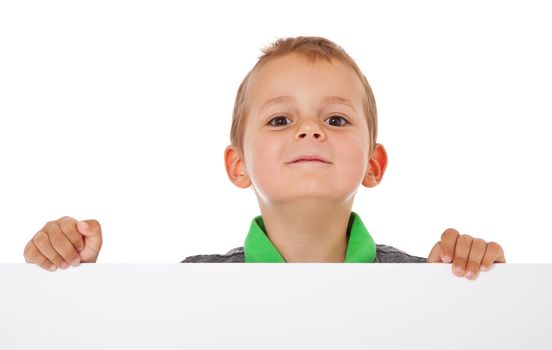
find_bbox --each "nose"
[296,119,325,140]
[299,131,322,139]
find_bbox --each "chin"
[276,191,349,204]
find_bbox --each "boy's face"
[227,52,386,207]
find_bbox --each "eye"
[325,115,350,127]
[268,115,292,127]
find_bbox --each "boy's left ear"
[362,143,388,188]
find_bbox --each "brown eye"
[268,116,291,126]
[325,115,349,127]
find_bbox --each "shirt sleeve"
[375,244,427,263]
[180,246,245,263]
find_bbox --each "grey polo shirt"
[181,245,427,263]
[180,211,427,264]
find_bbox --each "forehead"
[246,53,365,110]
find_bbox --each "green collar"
[243,211,376,263]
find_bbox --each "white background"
[1,0,550,263]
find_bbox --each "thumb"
[426,241,444,263]
[76,219,103,262]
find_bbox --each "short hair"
[230,36,378,157]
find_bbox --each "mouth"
[287,156,332,164]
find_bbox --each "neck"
[258,200,354,262]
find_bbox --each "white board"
[0,263,550,349]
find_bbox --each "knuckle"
[487,241,504,254]
[44,221,57,232]
[91,219,101,231]
[23,242,36,262]
[474,238,486,244]
[48,231,64,246]
[59,215,75,223]
[23,240,31,255]
[441,228,459,240]
[57,215,73,222]
[473,238,487,247]
[25,242,37,257]
[59,220,76,235]
[33,231,50,247]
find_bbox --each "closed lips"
[288,156,331,164]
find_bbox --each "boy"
[23,36,506,280]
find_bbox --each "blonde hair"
[230,36,378,157]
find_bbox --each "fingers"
[34,227,68,270]
[76,219,103,263]
[451,234,473,277]
[76,219,102,238]
[48,221,82,266]
[24,216,86,272]
[23,239,58,271]
[464,238,487,280]
[33,223,80,269]
[480,241,506,270]
[439,228,460,263]
[429,228,506,280]
[426,242,442,263]
[58,216,85,252]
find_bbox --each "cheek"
[335,134,369,180]
[246,136,294,202]
[245,135,282,181]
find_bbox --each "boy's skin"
[23,53,506,279]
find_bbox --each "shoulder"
[180,246,245,263]
[180,245,426,263]
[375,244,427,263]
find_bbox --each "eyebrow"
[258,95,357,113]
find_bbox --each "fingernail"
[71,259,80,267]
[443,255,452,263]
[60,262,69,269]
[480,265,488,271]
[78,221,89,231]
[454,265,464,274]
[48,265,57,271]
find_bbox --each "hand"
[426,228,506,280]
[23,216,103,271]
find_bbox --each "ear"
[224,145,251,188]
[362,143,388,188]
